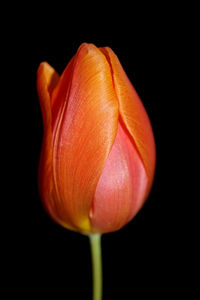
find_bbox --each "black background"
[6,6,195,300]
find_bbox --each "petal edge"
[100,47,156,196]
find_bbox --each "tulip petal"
[37,63,58,217]
[37,62,59,128]
[37,63,72,229]
[37,62,59,193]
[100,48,156,196]
[52,43,119,232]
[90,121,148,233]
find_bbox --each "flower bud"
[37,43,156,234]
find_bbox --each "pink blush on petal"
[90,121,148,233]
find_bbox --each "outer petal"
[37,62,59,202]
[52,43,119,232]
[100,47,156,197]
[37,63,76,231]
[90,121,148,233]
[37,62,59,128]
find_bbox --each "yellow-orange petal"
[37,62,59,129]
[52,43,119,233]
[100,47,156,197]
[37,63,73,230]
[37,62,58,217]
[37,62,59,192]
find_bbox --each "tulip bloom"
[37,43,156,234]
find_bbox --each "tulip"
[37,43,156,235]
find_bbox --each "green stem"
[89,234,102,300]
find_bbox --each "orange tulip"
[37,43,156,234]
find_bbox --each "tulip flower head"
[37,43,156,234]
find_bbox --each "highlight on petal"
[100,47,156,197]
[51,56,76,130]
[90,120,148,233]
[52,43,119,232]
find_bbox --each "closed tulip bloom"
[37,43,156,234]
